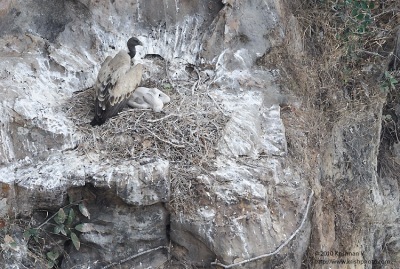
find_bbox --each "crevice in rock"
[377,30,400,179]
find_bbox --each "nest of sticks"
[66,74,229,212]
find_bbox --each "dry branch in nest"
[66,76,229,213]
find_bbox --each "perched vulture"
[90,37,143,126]
[127,87,170,112]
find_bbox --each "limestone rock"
[0,0,322,268]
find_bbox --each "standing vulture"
[90,37,143,126]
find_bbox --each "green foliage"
[75,223,95,233]
[382,114,392,122]
[347,0,374,34]
[380,71,398,92]
[332,0,377,61]
[162,83,173,93]
[308,0,399,96]
[46,250,60,268]
[23,228,39,243]
[78,203,90,219]
[70,232,80,251]
[66,208,75,226]
[335,0,374,35]
[23,198,93,267]
[53,223,66,236]
[50,205,89,251]
[54,208,66,225]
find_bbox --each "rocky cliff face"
[0,0,398,268]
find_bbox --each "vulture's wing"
[91,52,142,126]
[111,63,143,106]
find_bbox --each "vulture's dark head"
[127,37,143,58]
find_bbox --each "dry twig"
[101,245,169,269]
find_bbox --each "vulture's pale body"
[91,38,143,126]
[127,87,170,112]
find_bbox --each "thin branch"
[146,113,180,123]
[355,49,385,58]
[207,93,229,117]
[144,127,185,148]
[35,200,85,229]
[211,189,314,268]
[101,246,169,269]
[372,8,400,19]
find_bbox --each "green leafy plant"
[318,0,399,99]
[334,0,374,35]
[46,250,60,268]
[52,207,83,251]
[380,71,398,92]
[332,0,377,61]
[347,0,374,34]
[23,199,92,267]
[162,83,172,91]
[23,227,39,243]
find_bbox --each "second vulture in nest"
[127,87,170,112]
[90,37,143,126]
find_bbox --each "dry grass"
[265,0,399,148]
[66,74,228,213]
[275,1,400,266]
